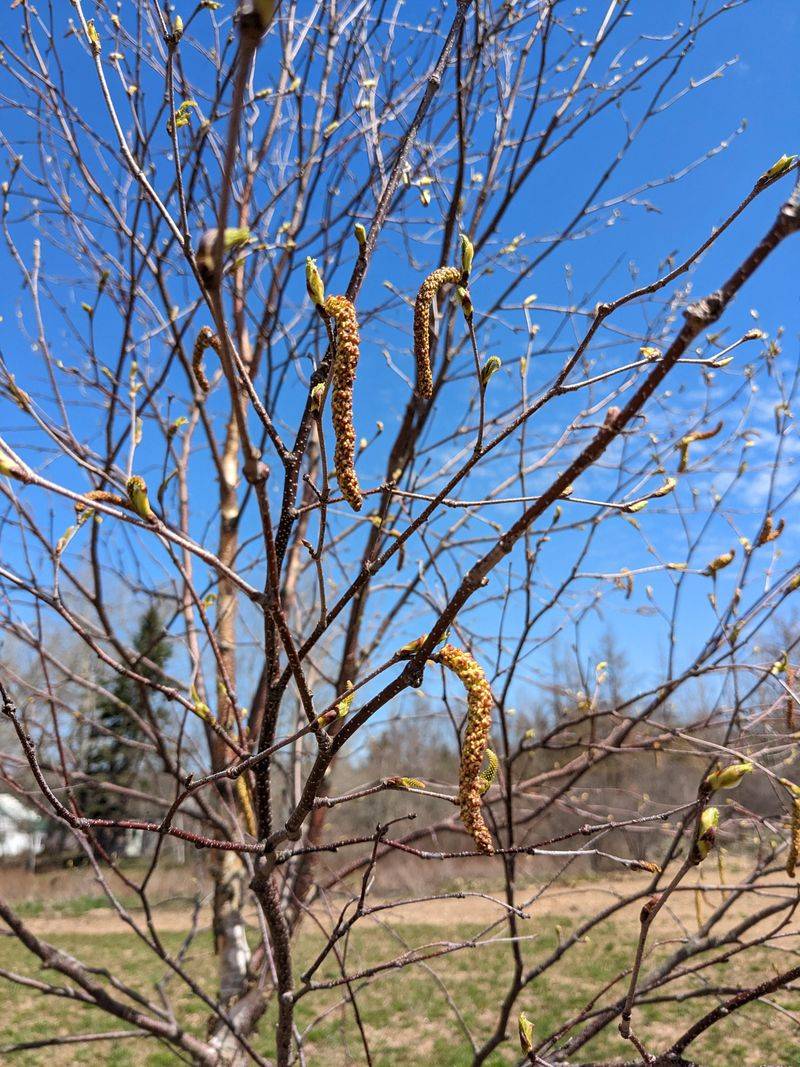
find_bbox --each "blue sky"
[1,0,799,724]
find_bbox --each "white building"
[0,794,45,858]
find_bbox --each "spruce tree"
[78,605,170,855]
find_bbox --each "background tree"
[75,604,171,856]
[0,1,799,1064]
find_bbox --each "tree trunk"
[212,850,252,1004]
[211,410,252,1008]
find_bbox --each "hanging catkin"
[413,266,462,400]
[787,797,800,878]
[434,643,494,854]
[192,326,220,394]
[324,295,363,511]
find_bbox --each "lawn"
[0,879,798,1064]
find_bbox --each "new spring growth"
[640,894,661,923]
[757,154,798,188]
[691,806,719,865]
[192,327,220,394]
[169,100,197,132]
[74,489,126,517]
[354,223,367,250]
[518,1012,534,1056]
[387,776,427,791]
[456,285,474,322]
[413,266,462,399]
[190,685,213,724]
[305,257,325,307]
[705,762,752,792]
[480,356,502,388]
[7,376,31,411]
[196,228,251,287]
[324,295,363,511]
[394,631,449,658]
[459,233,474,278]
[126,476,155,521]
[317,683,354,726]
[0,448,25,480]
[755,513,785,546]
[433,644,494,854]
[86,19,101,52]
[652,476,677,498]
[678,420,722,472]
[336,681,355,718]
[705,549,735,576]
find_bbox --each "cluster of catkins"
[304,234,474,509]
[413,234,473,399]
[434,643,494,854]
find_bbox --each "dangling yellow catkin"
[235,775,257,837]
[74,489,126,516]
[413,266,462,399]
[192,326,220,394]
[694,887,703,930]
[434,644,494,854]
[786,663,796,732]
[787,798,800,878]
[324,295,362,511]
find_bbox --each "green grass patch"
[0,914,798,1064]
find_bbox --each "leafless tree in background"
[0,0,799,1063]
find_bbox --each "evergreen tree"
[77,605,170,855]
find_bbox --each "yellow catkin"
[787,798,800,878]
[75,489,126,515]
[235,775,257,837]
[694,887,703,929]
[435,644,494,854]
[413,266,462,400]
[192,326,220,394]
[324,295,362,511]
[787,663,796,732]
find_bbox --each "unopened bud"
[196,228,251,287]
[691,806,719,865]
[757,154,798,186]
[86,19,101,52]
[652,477,677,498]
[306,257,325,307]
[459,232,474,278]
[705,762,753,792]
[480,356,502,387]
[126,476,155,521]
[518,1012,534,1055]
[456,286,473,320]
[705,549,735,576]
[309,382,326,413]
[640,893,661,923]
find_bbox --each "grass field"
[1,868,798,1065]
